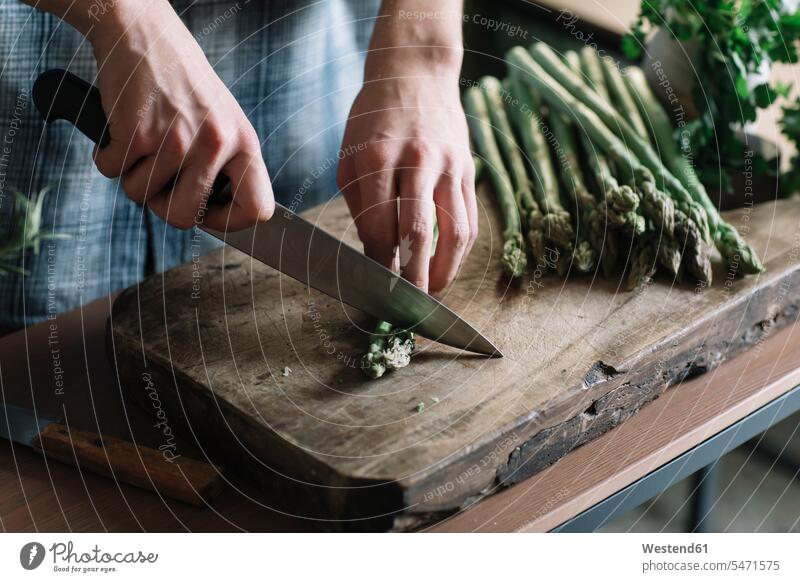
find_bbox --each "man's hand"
[28,0,274,231]
[337,0,476,294]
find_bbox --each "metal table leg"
[554,384,800,532]
[689,463,719,532]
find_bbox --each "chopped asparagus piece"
[360,320,416,380]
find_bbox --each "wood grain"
[2,293,799,532]
[33,423,225,507]
[0,296,306,532]
[109,192,800,530]
[428,318,800,532]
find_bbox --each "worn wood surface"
[110,191,800,530]
[32,423,225,507]
[428,318,800,532]
[3,295,799,532]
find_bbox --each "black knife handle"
[32,69,231,204]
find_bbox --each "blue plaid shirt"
[0,0,378,329]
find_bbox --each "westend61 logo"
[19,541,158,573]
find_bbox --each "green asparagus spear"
[546,110,599,273]
[500,78,548,264]
[463,86,526,278]
[483,76,547,263]
[507,78,575,257]
[480,77,533,200]
[502,75,574,255]
[574,50,625,276]
[579,46,611,103]
[601,56,650,141]
[472,155,484,183]
[623,66,763,274]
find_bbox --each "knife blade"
[0,402,224,506]
[32,69,501,356]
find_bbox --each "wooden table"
[1,292,798,532]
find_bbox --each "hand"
[86,0,274,230]
[337,76,477,294]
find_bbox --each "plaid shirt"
[0,0,377,329]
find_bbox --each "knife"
[32,69,501,357]
[0,403,225,506]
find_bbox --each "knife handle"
[32,69,231,204]
[32,423,225,507]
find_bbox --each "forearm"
[366,0,464,80]
[21,0,183,51]
[22,0,120,37]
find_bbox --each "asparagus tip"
[542,211,575,252]
[502,237,528,278]
[675,212,714,285]
[572,240,597,274]
[717,223,765,275]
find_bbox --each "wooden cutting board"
[109,189,800,530]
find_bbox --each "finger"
[354,147,399,269]
[93,119,148,179]
[398,167,437,292]
[204,147,275,231]
[120,151,184,205]
[429,173,470,294]
[461,160,479,257]
[146,159,220,230]
[337,153,360,228]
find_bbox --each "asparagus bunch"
[574,49,673,237]
[527,44,711,238]
[463,86,527,278]
[506,45,715,284]
[622,66,763,275]
[561,46,711,281]
[528,43,760,278]
[568,51,622,277]
[571,50,644,237]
